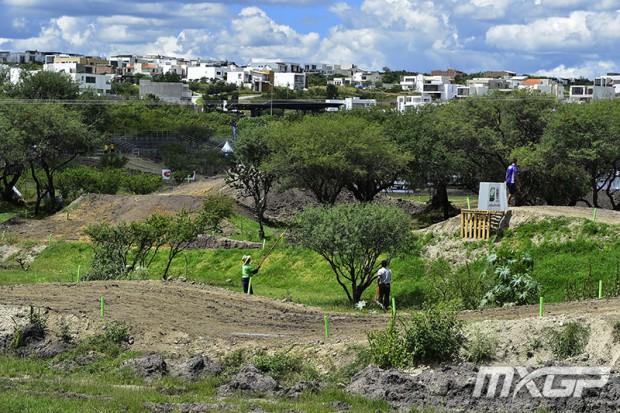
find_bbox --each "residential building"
[518,78,564,98]
[568,85,594,102]
[186,63,232,82]
[593,74,620,97]
[249,59,302,73]
[273,72,306,90]
[126,63,162,77]
[352,71,382,86]
[400,75,417,91]
[415,74,458,100]
[325,97,377,111]
[396,95,432,112]
[226,67,252,87]
[431,68,465,79]
[455,78,510,98]
[484,70,516,79]
[139,80,192,103]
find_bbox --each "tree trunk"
[431,182,451,219]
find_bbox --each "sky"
[1,0,619,79]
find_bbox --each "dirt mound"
[350,364,620,412]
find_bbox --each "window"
[85,76,96,84]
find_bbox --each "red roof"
[522,78,541,85]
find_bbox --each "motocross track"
[3,173,620,367]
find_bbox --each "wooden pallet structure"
[460,209,505,240]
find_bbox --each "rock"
[120,353,167,380]
[217,364,280,396]
[282,380,321,399]
[169,355,223,381]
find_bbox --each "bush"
[462,328,498,364]
[480,251,541,308]
[403,304,464,364]
[123,173,162,195]
[368,304,464,368]
[547,322,590,359]
[202,194,234,233]
[253,349,319,385]
[101,153,128,169]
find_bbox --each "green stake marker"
[101,296,105,317]
[539,297,544,317]
[324,315,330,338]
[77,265,81,283]
[599,280,603,299]
[593,208,598,221]
[1,229,5,242]
[467,196,471,210]
[247,277,252,295]
[262,239,266,250]
[24,210,28,219]
[391,297,396,318]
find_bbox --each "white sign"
[478,182,507,211]
[473,366,610,399]
[162,169,172,180]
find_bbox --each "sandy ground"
[0,280,391,367]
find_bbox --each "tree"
[12,70,80,100]
[20,104,93,213]
[325,84,339,99]
[161,209,207,280]
[293,203,412,303]
[269,114,405,204]
[0,107,27,203]
[226,126,276,239]
[436,91,558,205]
[539,100,620,208]
[385,105,462,218]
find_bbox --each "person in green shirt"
[241,255,258,294]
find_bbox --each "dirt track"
[0,280,391,361]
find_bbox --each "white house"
[186,63,231,82]
[593,75,620,98]
[568,85,594,102]
[326,97,377,111]
[518,78,564,98]
[415,75,458,101]
[273,72,306,90]
[352,71,382,86]
[226,68,252,87]
[397,95,432,112]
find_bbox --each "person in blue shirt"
[505,158,521,206]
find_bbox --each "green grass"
[0,212,15,223]
[0,352,391,413]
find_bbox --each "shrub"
[97,168,124,194]
[367,320,409,368]
[402,304,464,364]
[547,322,590,359]
[100,153,128,169]
[368,304,464,368]
[11,306,47,349]
[480,251,541,308]
[123,173,162,195]
[202,194,234,233]
[253,350,304,382]
[462,328,498,364]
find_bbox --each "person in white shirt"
[376,260,392,310]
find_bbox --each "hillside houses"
[1,50,619,112]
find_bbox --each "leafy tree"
[385,105,462,218]
[269,114,406,204]
[111,81,139,97]
[21,104,93,213]
[0,107,27,203]
[538,100,620,208]
[202,194,234,233]
[153,72,182,82]
[11,70,80,100]
[307,73,327,87]
[325,84,339,99]
[226,126,276,239]
[293,203,412,303]
[161,209,207,280]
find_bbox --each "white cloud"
[454,0,513,20]
[534,60,618,79]
[486,11,592,52]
